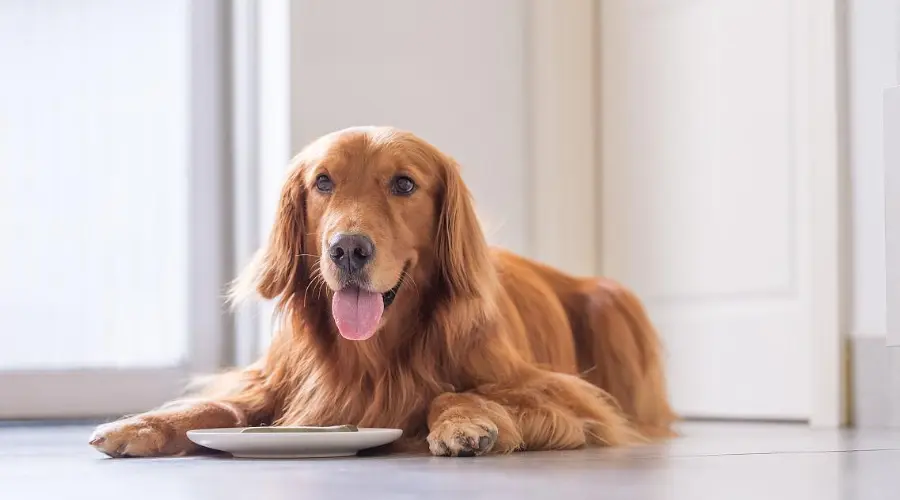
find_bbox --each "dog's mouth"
[381,267,406,308]
[331,263,409,341]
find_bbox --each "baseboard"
[849,336,900,427]
[891,346,900,428]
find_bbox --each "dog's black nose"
[328,233,375,273]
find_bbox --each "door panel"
[600,0,811,419]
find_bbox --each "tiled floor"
[2,421,899,499]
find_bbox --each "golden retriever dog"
[90,126,676,458]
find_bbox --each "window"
[0,0,230,418]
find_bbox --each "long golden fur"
[90,127,676,457]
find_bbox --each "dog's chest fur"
[274,357,452,438]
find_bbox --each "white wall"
[279,0,530,255]
[848,0,900,338]
[249,0,532,355]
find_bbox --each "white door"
[599,0,834,420]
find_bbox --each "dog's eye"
[315,174,334,193]
[390,176,416,196]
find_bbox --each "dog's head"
[236,126,494,341]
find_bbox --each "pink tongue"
[331,288,384,341]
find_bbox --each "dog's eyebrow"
[395,164,431,186]
[304,159,340,180]
[394,165,420,177]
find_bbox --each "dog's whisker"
[401,270,421,299]
[315,277,329,301]
[303,276,318,309]
[302,264,326,309]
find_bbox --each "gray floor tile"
[1,422,898,500]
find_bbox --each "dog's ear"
[231,167,308,307]
[434,154,496,302]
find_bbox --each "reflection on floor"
[1,421,898,499]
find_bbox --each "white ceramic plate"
[186,427,403,459]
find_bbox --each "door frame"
[805,0,848,428]
[228,0,296,363]
[528,0,847,427]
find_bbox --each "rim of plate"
[187,427,402,435]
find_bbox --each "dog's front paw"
[89,416,186,458]
[427,418,499,457]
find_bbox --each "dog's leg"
[427,370,642,456]
[89,369,274,458]
[89,400,248,457]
